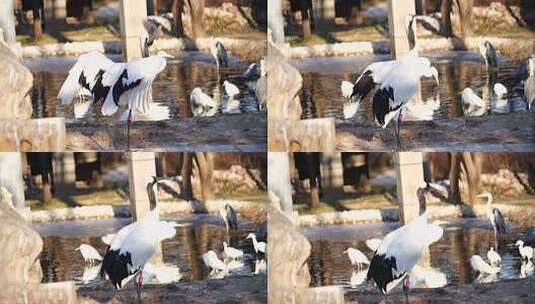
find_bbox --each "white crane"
[470,255,500,275]
[366,210,443,301]
[247,233,266,255]
[477,192,507,236]
[371,52,439,149]
[222,80,241,113]
[516,240,534,261]
[219,203,238,234]
[490,83,509,114]
[58,50,173,149]
[76,244,103,265]
[343,247,370,270]
[461,87,488,117]
[190,87,218,117]
[211,39,229,72]
[486,247,501,267]
[479,40,498,70]
[223,242,244,260]
[100,176,178,302]
[202,250,228,274]
[366,238,382,252]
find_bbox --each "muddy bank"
[78,274,267,304]
[347,277,535,303]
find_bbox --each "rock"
[268,207,311,302]
[267,43,303,121]
[0,187,43,292]
[0,44,33,118]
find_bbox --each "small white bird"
[343,247,370,270]
[520,260,534,278]
[516,240,534,261]
[470,255,500,275]
[462,87,487,117]
[76,244,103,265]
[190,87,218,117]
[409,265,447,288]
[366,238,382,252]
[341,81,361,119]
[223,81,240,98]
[254,259,267,274]
[223,242,244,260]
[486,247,501,267]
[350,270,367,288]
[80,264,102,283]
[491,83,509,114]
[246,233,266,254]
[202,250,228,273]
[142,263,181,284]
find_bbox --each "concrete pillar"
[0,153,26,210]
[387,0,416,59]
[0,0,17,46]
[268,0,285,45]
[394,152,424,224]
[52,153,76,193]
[320,152,344,189]
[118,0,147,61]
[268,152,293,216]
[127,152,157,221]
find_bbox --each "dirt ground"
[78,274,267,304]
[347,277,535,303]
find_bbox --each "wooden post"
[387,0,416,59]
[320,152,344,190]
[32,0,44,39]
[118,0,147,60]
[268,152,293,215]
[52,153,76,194]
[0,0,17,46]
[394,152,424,224]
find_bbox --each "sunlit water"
[291,51,529,121]
[301,219,535,291]
[33,214,265,288]
[23,51,260,122]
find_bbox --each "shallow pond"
[33,214,265,288]
[291,51,529,121]
[23,51,260,122]
[300,219,535,291]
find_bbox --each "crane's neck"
[485,193,493,210]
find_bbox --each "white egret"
[76,244,103,265]
[470,255,500,275]
[246,233,266,254]
[223,242,244,260]
[343,247,370,270]
[487,247,501,267]
[190,87,218,117]
[516,240,534,261]
[202,250,228,274]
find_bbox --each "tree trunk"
[460,152,482,204]
[456,0,473,39]
[0,153,26,209]
[448,152,461,204]
[194,152,215,202]
[0,0,17,46]
[32,0,43,38]
[301,1,312,40]
[185,0,205,38]
[172,0,184,36]
[440,0,453,37]
[267,0,285,44]
[181,152,193,200]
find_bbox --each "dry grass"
[28,187,128,211]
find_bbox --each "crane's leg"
[127,108,133,151]
[403,277,410,304]
[395,112,404,151]
[135,267,144,304]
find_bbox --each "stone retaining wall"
[30,199,261,223]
